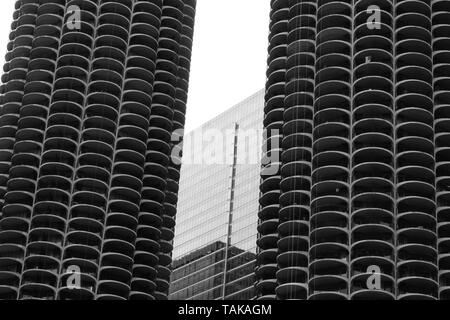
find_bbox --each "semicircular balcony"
[19,282,56,300]
[350,271,395,300]
[58,270,96,301]
[96,275,130,301]
[309,241,349,275]
[354,60,393,83]
[97,253,133,297]
[275,281,307,300]
[130,275,156,299]
[308,275,348,300]
[397,274,438,300]
[397,241,437,299]
[0,267,20,299]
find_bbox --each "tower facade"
[257,0,450,300]
[0,0,196,300]
[170,90,264,300]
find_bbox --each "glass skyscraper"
[169,89,264,300]
[0,0,196,300]
[257,0,450,300]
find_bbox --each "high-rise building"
[257,0,450,300]
[0,0,196,300]
[169,90,264,300]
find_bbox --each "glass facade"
[169,89,264,300]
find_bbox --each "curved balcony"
[350,249,395,299]
[308,275,348,300]
[350,270,395,300]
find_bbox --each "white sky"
[186,0,270,131]
[0,0,270,132]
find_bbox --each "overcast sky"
[0,0,270,132]
[186,0,270,130]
